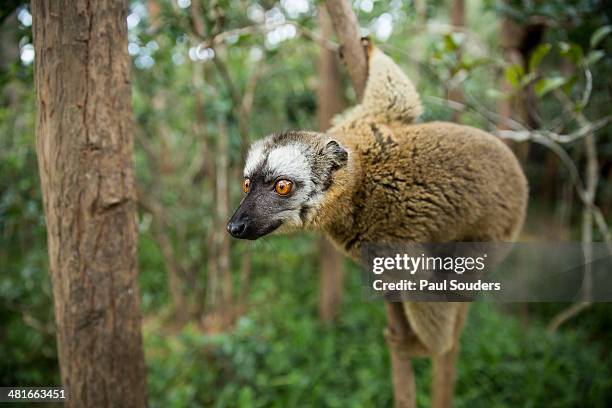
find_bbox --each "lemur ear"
[322,140,348,170]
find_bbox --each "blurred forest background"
[1,0,612,406]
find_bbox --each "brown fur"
[314,121,527,254]
[307,48,528,356]
[238,44,528,407]
[308,120,527,355]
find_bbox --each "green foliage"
[528,43,552,73]
[1,1,612,406]
[590,25,612,49]
[585,49,605,65]
[559,41,584,65]
[144,267,612,407]
[0,70,58,386]
[459,306,612,407]
[504,64,524,88]
[534,76,569,97]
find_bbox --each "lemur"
[228,41,528,406]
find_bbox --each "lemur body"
[228,44,527,405]
[321,121,526,253]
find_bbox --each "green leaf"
[450,32,465,47]
[460,56,494,71]
[443,33,459,52]
[562,75,578,94]
[559,42,583,64]
[529,43,552,72]
[590,25,612,48]
[505,64,524,88]
[534,76,569,97]
[486,88,506,100]
[585,50,605,65]
[520,72,537,87]
[238,386,255,408]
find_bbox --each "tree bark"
[448,0,465,123]
[0,10,19,74]
[318,236,344,322]
[450,0,465,30]
[498,4,544,161]
[324,1,416,407]
[431,303,469,408]
[385,303,416,408]
[317,6,346,324]
[144,196,189,324]
[414,0,427,24]
[324,0,368,100]
[32,1,148,406]
[217,117,232,317]
[499,11,528,160]
[147,93,190,324]
[0,10,19,108]
[205,115,232,331]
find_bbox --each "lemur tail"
[362,39,422,123]
[333,39,422,127]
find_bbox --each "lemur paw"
[337,36,374,62]
[360,36,375,62]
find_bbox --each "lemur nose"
[227,220,247,237]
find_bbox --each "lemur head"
[227,130,348,240]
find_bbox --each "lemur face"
[227,131,347,240]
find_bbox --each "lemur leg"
[384,302,417,408]
[431,303,470,408]
[384,302,467,408]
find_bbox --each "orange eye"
[243,178,251,193]
[275,179,293,196]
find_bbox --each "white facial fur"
[267,144,317,227]
[244,139,267,177]
[243,140,324,228]
[265,144,310,180]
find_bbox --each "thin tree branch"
[191,20,338,52]
[429,95,612,254]
[324,0,368,99]
[547,301,591,332]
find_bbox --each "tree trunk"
[385,303,416,408]
[0,10,19,108]
[148,93,189,324]
[152,215,188,324]
[217,117,232,319]
[450,0,465,33]
[448,0,465,123]
[317,6,347,324]
[499,13,529,160]
[191,57,215,317]
[205,115,232,331]
[32,1,148,407]
[498,4,544,162]
[431,303,469,408]
[502,14,530,318]
[0,10,19,74]
[414,0,427,25]
[325,2,416,407]
[324,0,368,100]
[318,236,344,322]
